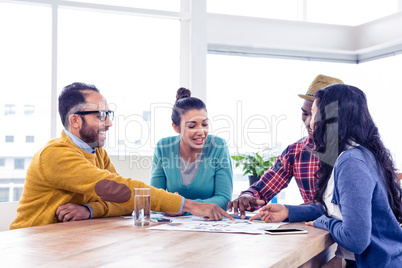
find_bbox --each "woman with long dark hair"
[250,84,402,267]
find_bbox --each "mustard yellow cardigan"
[11,132,182,229]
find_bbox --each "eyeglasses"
[74,110,114,122]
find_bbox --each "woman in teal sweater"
[150,88,233,213]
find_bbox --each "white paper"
[148,214,285,235]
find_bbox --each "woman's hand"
[249,203,289,223]
[305,221,315,226]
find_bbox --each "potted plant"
[231,150,277,186]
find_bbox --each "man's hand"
[228,194,266,219]
[56,203,91,222]
[249,203,289,223]
[182,199,234,221]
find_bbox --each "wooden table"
[0,217,335,267]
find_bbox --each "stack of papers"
[148,214,284,235]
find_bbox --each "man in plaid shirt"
[228,74,343,219]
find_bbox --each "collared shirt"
[63,129,95,218]
[63,129,96,154]
[242,137,319,203]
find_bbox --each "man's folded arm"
[41,146,182,213]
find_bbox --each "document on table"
[148,214,285,234]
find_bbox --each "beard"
[79,117,101,148]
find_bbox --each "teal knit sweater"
[150,135,233,210]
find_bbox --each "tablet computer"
[265,228,307,235]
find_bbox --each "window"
[13,187,24,201]
[4,104,16,115]
[118,140,125,145]
[14,159,25,170]
[0,2,54,203]
[1,1,180,202]
[0,158,5,167]
[57,7,180,154]
[64,0,180,11]
[0,188,9,202]
[0,2,51,150]
[207,54,356,154]
[207,53,402,203]
[0,185,23,202]
[142,111,151,122]
[207,54,402,158]
[24,105,35,115]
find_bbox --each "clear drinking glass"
[133,188,151,226]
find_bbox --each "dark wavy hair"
[313,84,402,222]
[171,87,206,126]
[58,82,99,127]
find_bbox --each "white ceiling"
[207,11,402,63]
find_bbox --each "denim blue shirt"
[63,129,95,154]
[286,147,402,267]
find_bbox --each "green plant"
[231,150,277,178]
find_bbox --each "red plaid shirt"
[242,137,319,203]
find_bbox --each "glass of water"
[133,188,151,226]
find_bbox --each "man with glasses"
[11,82,233,229]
